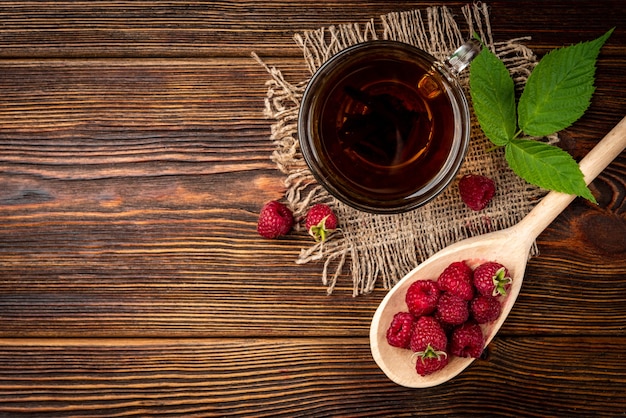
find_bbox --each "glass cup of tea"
[298,40,480,213]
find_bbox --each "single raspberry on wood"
[450,321,485,358]
[458,174,496,211]
[410,316,449,376]
[405,280,440,317]
[437,261,474,301]
[257,200,294,239]
[473,261,512,297]
[470,295,502,324]
[305,203,338,242]
[385,312,416,349]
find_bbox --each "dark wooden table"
[1,1,625,416]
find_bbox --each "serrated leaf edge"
[504,139,596,203]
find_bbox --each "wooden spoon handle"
[579,115,626,184]
[516,115,626,241]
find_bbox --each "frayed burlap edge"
[252,3,549,296]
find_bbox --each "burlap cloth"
[253,3,549,296]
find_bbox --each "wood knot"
[579,212,626,255]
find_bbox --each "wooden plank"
[0,1,624,58]
[0,58,307,134]
[0,337,624,416]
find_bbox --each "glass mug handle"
[444,38,482,76]
[417,39,481,99]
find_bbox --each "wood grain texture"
[0,337,624,417]
[1,0,625,415]
[0,1,624,58]
[0,59,624,336]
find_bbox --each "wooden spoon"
[370,115,626,388]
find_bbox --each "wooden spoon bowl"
[370,116,626,388]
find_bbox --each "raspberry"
[470,295,502,324]
[385,312,415,349]
[450,321,484,358]
[458,174,496,211]
[410,316,449,376]
[415,348,449,377]
[410,316,447,353]
[405,280,440,317]
[473,261,512,297]
[257,201,294,239]
[435,292,469,326]
[437,261,474,301]
[305,204,338,242]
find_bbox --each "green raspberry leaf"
[505,139,596,203]
[469,46,517,146]
[518,28,614,137]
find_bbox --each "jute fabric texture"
[253,3,547,296]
